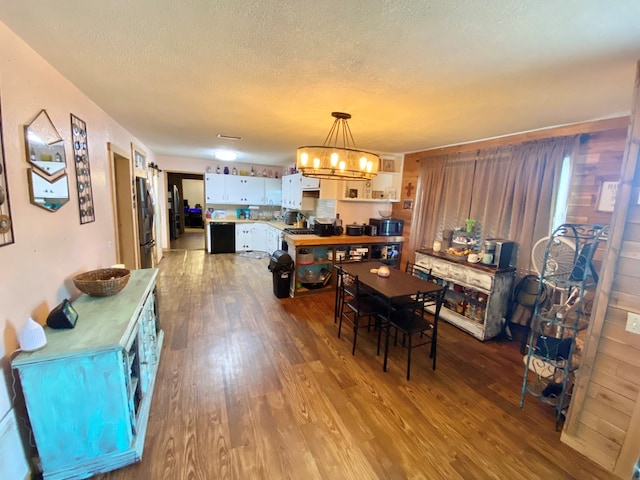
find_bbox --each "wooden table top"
[340,261,443,299]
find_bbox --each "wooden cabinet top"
[13,268,158,365]
[287,234,404,247]
[416,249,515,275]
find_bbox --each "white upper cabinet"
[205,174,277,205]
[265,178,282,206]
[281,173,320,210]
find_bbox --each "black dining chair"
[336,268,387,355]
[381,285,448,380]
[390,263,433,309]
[405,262,432,281]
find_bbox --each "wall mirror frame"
[24,109,70,212]
[0,94,15,247]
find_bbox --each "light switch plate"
[625,312,640,335]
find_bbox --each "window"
[551,156,572,232]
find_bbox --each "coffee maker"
[484,239,516,269]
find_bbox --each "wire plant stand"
[520,223,609,429]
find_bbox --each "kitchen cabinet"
[266,224,283,254]
[235,222,269,252]
[236,223,253,251]
[251,223,268,252]
[415,250,515,341]
[205,174,274,205]
[265,178,282,206]
[12,269,163,480]
[281,173,320,210]
[225,176,264,204]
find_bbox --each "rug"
[238,251,271,259]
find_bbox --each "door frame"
[107,142,139,269]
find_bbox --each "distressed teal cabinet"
[12,269,164,480]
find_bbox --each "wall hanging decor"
[71,114,95,223]
[25,109,70,212]
[0,94,14,247]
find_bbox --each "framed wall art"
[382,158,395,172]
[596,180,619,213]
[0,95,14,246]
[71,114,95,223]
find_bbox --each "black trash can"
[268,250,294,298]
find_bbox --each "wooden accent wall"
[561,64,640,479]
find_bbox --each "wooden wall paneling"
[395,153,420,269]
[561,60,640,479]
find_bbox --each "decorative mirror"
[24,110,70,212]
[0,96,14,247]
[27,170,70,212]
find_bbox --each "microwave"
[368,218,404,236]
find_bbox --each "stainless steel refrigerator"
[136,177,155,268]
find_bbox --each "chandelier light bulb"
[359,156,367,170]
[339,160,346,171]
[300,152,308,166]
[330,152,339,167]
[313,157,320,169]
[367,161,373,172]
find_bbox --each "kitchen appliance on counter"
[364,224,378,236]
[283,210,299,225]
[314,218,334,236]
[489,239,516,268]
[483,238,516,268]
[369,218,404,236]
[346,224,365,236]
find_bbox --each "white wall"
[182,179,204,208]
[0,21,156,479]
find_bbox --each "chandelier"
[296,112,379,181]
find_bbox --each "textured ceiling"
[1,1,640,166]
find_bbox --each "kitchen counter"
[286,233,404,246]
[206,218,289,230]
[285,235,405,297]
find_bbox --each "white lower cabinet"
[416,250,515,341]
[251,223,268,252]
[236,224,253,251]
[266,225,283,254]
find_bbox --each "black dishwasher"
[207,222,236,254]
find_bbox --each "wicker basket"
[73,268,131,297]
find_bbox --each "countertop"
[286,233,404,246]
[416,248,515,273]
[205,219,404,245]
[206,218,289,230]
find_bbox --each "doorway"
[108,143,138,268]
[167,172,205,251]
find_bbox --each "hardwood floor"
[97,250,616,480]
[170,228,205,251]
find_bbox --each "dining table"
[339,261,445,372]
